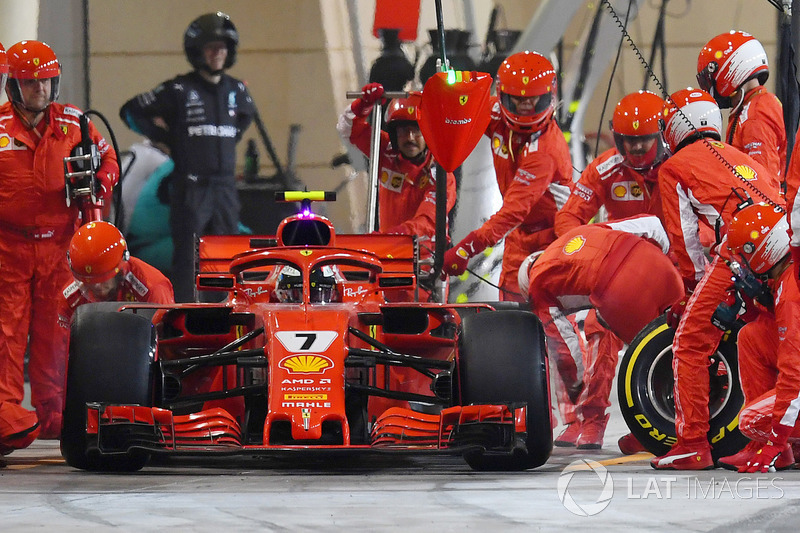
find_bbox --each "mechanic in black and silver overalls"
[120,11,255,301]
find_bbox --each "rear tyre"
[458,310,552,471]
[61,305,156,471]
[617,315,746,460]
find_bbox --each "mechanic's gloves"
[739,424,792,473]
[666,296,689,330]
[792,246,800,289]
[96,173,115,202]
[442,231,487,277]
[351,82,385,117]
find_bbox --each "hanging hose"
[80,109,125,228]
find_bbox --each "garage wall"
[26,1,788,231]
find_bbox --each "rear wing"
[196,233,419,276]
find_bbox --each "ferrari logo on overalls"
[459,95,468,105]
[563,236,586,255]
[61,126,68,135]
[300,250,313,256]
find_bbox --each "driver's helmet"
[727,203,789,274]
[309,265,341,304]
[273,265,303,303]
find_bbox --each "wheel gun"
[63,113,103,223]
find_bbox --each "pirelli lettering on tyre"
[634,414,677,445]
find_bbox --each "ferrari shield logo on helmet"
[632,120,640,130]
[522,76,530,85]
[85,266,92,274]
[33,57,40,66]
[407,106,415,115]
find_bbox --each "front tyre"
[458,310,552,471]
[61,305,156,471]
[617,315,746,460]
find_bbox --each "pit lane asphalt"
[3,411,800,532]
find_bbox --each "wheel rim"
[645,346,734,423]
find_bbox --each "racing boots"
[718,441,795,471]
[577,413,609,450]
[0,402,41,455]
[554,422,581,447]
[618,432,648,454]
[35,402,62,440]
[651,439,715,470]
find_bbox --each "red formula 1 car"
[61,193,552,472]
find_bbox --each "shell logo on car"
[279,354,333,374]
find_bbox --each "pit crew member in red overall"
[442,51,573,301]
[650,88,783,471]
[712,204,797,471]
[0,41,41,458]
[518,215,683,374]
[52,222,174,435]
[0,40,118,441]
[58,221,175,323]
[336,84,457,239]
[697,31,786,180]
[552,90,667,450]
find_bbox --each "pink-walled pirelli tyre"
[458,309,552,471]
[617,314,747,460]
[61,303,156,471]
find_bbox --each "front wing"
[82,403,528,457]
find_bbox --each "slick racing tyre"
[61,304,156,471]
[458,310,552,471]
[617,314,747,460]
